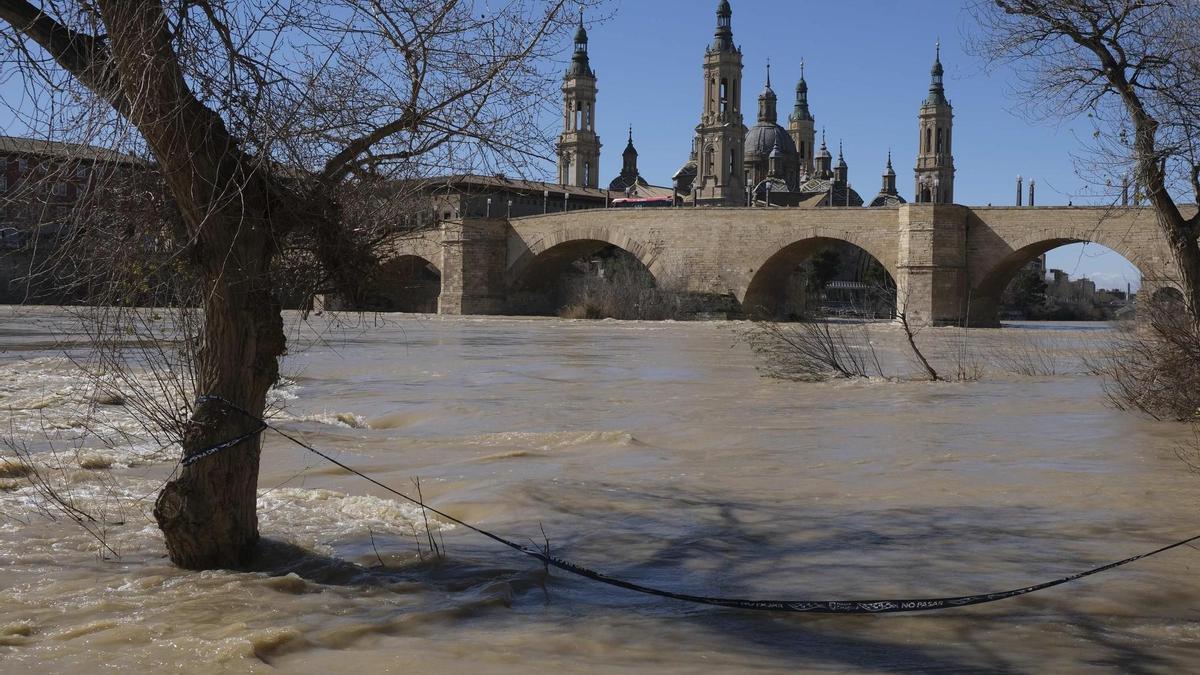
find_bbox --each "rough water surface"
[1,307,1198,673]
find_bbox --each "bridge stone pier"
[382,204,1187,326]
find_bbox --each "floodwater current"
[1,307,1198,673]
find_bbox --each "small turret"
[834,140,848,185]
[768,138,783,177]
[815,130,833,179]
[609,126,644,192]
[881,150,897,195]
[758,62,778,124]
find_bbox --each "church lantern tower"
[609,126,644,192]
[690,0,746,206]
[833,140,849,186]
[814,131,833,180]
[881,151,898,196]
[914,43,955,204]
[557,14,601,188]
[788,60,816,178]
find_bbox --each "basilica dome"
[745,123,797,160]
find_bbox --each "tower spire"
[926,41,947,106]
[568,10,592,77]
[712,0,735,52]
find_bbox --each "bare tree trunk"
[90,0,288,568]
[153,217,285,568]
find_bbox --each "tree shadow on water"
[232,482,1189,673]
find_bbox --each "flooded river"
[1,308,1198,673]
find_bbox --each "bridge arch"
[742,236,897,319]
[967,234,1146,326]
[508,228,660,290]
[361,254,442,313]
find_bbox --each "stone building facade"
[0,136,143,302]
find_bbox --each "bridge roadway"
[381,204,1187,326]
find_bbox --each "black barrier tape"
[187,395,1200,614]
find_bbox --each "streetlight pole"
[507,199,512,219]
[564,192,569,212]
[543,189,549,214]
[486,197,492,218]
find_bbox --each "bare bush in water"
[743,320,884,382]
[1088,303,1200,421]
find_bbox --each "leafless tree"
[0,0,601,569]
[973,0,1200,324]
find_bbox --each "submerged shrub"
[1091,304,1200,421]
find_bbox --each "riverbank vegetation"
[1088,304,1200,421]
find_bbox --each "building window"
[17,158,27,173]
[52,182,67,197]
[720,79,728,114]
[925,128,932,154]
[584,161,591,186]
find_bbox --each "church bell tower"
[691,0,746,206]
[789,60,816,178]
[557,14,601,188]
[914,43,955,204]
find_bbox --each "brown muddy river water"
[1,307,1198,673]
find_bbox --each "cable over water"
[191,395,1200,614]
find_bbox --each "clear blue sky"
[580,0,1141,290]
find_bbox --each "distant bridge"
[378,204,1188,326]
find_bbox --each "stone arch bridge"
[379,204,1188,326]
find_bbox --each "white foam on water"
[258,487,453,550]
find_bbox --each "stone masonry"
[386,204,1190,327]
